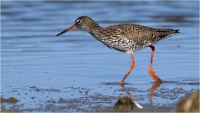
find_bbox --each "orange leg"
[149,46,162,83]
[119,53,135,84]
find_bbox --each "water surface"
[1,1,199,112]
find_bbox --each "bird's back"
[106,24,179,42]
[96,24,179,52]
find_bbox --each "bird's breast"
[97,36,136,52]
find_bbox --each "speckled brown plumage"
[56,16,180,85]
[57,16,179,53]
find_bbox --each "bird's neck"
[89,26,105,38]
[85,23,102,32]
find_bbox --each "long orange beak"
[56,25,76,36]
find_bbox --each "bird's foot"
[156,78,163,84]
[119,81,125,88]
[119,81,124,85]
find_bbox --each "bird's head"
[56,16,97,36]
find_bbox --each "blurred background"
[1,1,199,112]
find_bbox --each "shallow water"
[1,1,199,112]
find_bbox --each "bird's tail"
[155,28,180,38]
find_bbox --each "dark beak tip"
[56,31,66,36]
[56,25,76,37]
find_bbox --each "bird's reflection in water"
[119,81,162,106]
[148,81,162,104]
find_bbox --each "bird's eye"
[76,19,82,23]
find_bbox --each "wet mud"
[1,81,199,112]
